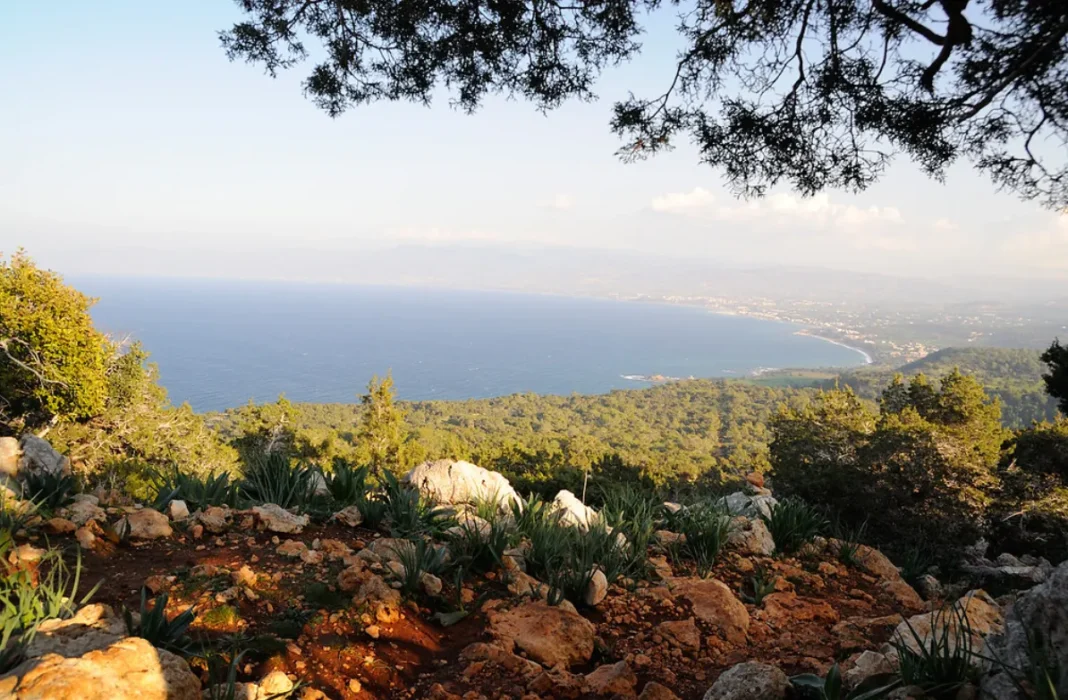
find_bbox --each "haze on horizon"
[2,1,1067,289]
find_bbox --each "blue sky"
[2,0,1066,281]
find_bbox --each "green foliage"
[0,544,98,652]
[669,502,731,578]
[447,518,512,576]
[790,663,900,700]
[890,605,979,699]
[303,581,348,611]
[0,251,110,425]
[19,471,78,511]
[203,650,248,700]
[323,459,369,507]
[0,494,38,533]
[239,451,316,509]
[772,371,1005,558]
[831,518,868,566]
[124,588,196,655]
[392,538,447,597]
[382,472,455,538]
[358,373,407,477]
[762,498,827,556]
[1041,339,1068,415]
[740,566,778,606]
[152,466,240,511]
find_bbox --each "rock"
[585,661,637,696]
[663,502,683,514]
[653,530,684,548]
[639,682,681,700]
[656,617,701,652]
[852,544,902,581]
[166,500,189,521]
[720,491,778,520]
[317,538,352,561]
[888,590,1003,663]
[0,437,19,477]
[251,504,308,534]
[116,509,172,540]
[331,505,364,528]
[745,471,765,489]
[67,496,106,526]
[0,637,200,700]
[276,540,308,558]
[758,591,839,627]
[703,662,789,700]
[551,490,602,531]
[44,517,77,534]
[259,670,294,696]
[75,526,96,550]
[232,565,257,587]
[355,574,401,606]
[195,506,230,533]
[421,572,443,597]
[726,516,775,556]
[878,578,925,612]
[917,574,943,600]
[585,569,608,606]
[337,564,368,593]
[843,651,895,689]
[299,549,323,565]
[404,459,520,509]
[17,434,71,480]
[490,600,596,668]
[506,570,549,600]
[25,604,127,659]
[981,559,1068,699]
[668,577,750,644]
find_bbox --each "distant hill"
[812,347,1059,427]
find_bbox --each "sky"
[2,0,1066,284]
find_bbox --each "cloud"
[542,193,575,211]
[1001,215,1068,270]
[650,187,902,232]
[389,227,504,243]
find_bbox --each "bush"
[762,497,827,556]
[447,518,512,576]
[153,466,239,512]
[672,502,731,577]
[790,662,900,699]
[382,472,455,538]
[890,604,979,699]
[740,566,778,605]
[124,588,196,655]
[323,460,369,507]
[392,539,447,597]
[20,471,78,511]
[240,451,316,509]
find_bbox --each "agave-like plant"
[124,588,197,655]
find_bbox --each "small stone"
[166,500,189,521]
[365,625,380,639]
[348,678,362,693]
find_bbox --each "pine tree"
[357,372,407,477]
[1040,339,1068,415]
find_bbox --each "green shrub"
[447,518,512,576]
[240,452,316,509]
[790,662,900,699]
[832,518,869,566]
[20,471,78,511]
[740,566,778,605]
[0,494,37,533]
[153,466,240,512]
[324,460,369,507]
[382,472,455,538]
[672,502,731,577]
[124,588,196,655]
[392,538,448,597]
[762,497,827,556]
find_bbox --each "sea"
[76,277,870,413]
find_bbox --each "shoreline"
[794,331,874,365]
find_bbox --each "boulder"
[851,544,902,581]
[404,459,519,509]
[25,604,127,659]
[843,650,895,689]
[17,435,70,479]
[585,661,637,696]
[166,500,189,521]
[668,577,750,644]
[720,491,778,520]
[490,600,596,668]
[0,437,19,477]
[251,504,308,534]
[551,490,602,531]
[888,590,1003,663]
[878,578,925,612]
[981,559,1068,699]
[585,569,608,606]
[194,506,230,533]
[117,509,172,540]
[726,516,775,556]
[67,495,106,526]
[0,637,200,700]
[331,505,364,528]
[703,662,788,700]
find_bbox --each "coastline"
[794,331,874,365]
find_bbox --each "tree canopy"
[222,0,1068,208]
[1041,338,1068,414]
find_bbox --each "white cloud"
[542,193,575,211]
[1001,215,1068,270]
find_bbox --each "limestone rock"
[585,661,637,696]
[404,459,519,509]
[585,569,608,606]
[67,495,106,526]
[331,505,364,528]
[117,509,172,540]
[879,577,925,612]
[981,559,1068,699]
[843,650,895,689]
[720,491,778,520]
[852,544,902,581]
[17,435,70,480]
[0,637,200,700]
[421,572,443,597]
[166,500,189,521]
[490,600,596,668]
[656,617,700,652]
[668,577,750,644]
[0,437,19,477]
[639,682,681,700]
[276,540,307,558]
[25,604,127,659]
[251,504,308,534]
[888,590,1003,663]
[703,662,788,700]
[726,516,775,556]
[551,490,602,531]
[194,506,230,534]
[75,526,96,550]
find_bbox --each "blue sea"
[76,277,869,412]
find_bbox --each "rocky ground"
[1,443,1065,699]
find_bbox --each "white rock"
[726,516,775,556]
[551,490,602,531]
[703,661,788,700]
[404,459,520,510]
[117,509,172,539]
[0,437,20,478]
[251,504,308,534]
[332,505,364,527]
[166,500,189,521]
[585,569,609,606]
